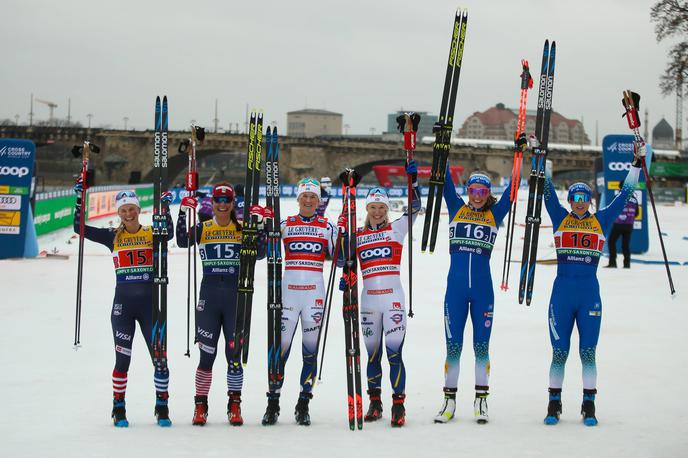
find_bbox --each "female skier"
[261,177,338,426]
[177,183,265,426]
[354,161,419,427]
[542,145,643,427]
[73,184,174,427]
[434,161,512,425]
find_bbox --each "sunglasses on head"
[116,190,136,200]
[468,187,490,198]
[570,193,590,203]
[213,196,233,204]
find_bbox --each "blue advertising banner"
[601,134,652,254]
[0,139,36,259]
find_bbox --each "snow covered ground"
[2,194,687,457]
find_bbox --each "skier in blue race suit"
[434,160,512,425]
[176,183,266,427]
[542,145,644,427]
[73,184,174,428]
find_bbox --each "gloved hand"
[73,175,84,195]
[339,275,346,291]
[161,191,173,206]
[180,196,198,213]
[250,204,267,229]
[337,212,348,233]
[632,141,646,168]
[263,206,274,221]
[515,132,528,152]
[406,159,418,184]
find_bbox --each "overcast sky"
[1,0,682,144]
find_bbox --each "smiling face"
[569,195,591,217]
[298,192,319,217]
[468,184,490,210]
[367,202,388,226]
[117,204,140,230]
[212,197,234,223]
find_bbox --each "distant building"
[652,118,674,149]
[287,109,342,137]
[458,103,590,145]
[386,111,438,138]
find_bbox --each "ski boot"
[581,389,598,426]
[390,393,406,427]
[155,394,172,427]
[262,393,280,426]
[111,397,128,428]
[228,391,244,426]
[294,392,312,426]
[192,395,208,426]
[364,388,383,422]
[434,388,457,424]
[474,387,489,424]
[544,388,562,425]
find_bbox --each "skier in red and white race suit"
[354,160,419,427]
[261,177,338,426]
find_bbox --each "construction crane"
[35,98,58,122]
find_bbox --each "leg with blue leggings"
[220,287,243,395]
[547,281,576,390]
[361,309,384,391]
[443,285,469,390]
[469,286,494,390]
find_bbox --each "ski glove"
[161,191,174,206]
[632,142,646,168]
[337,213,348,233]
[339,275,346,291]
[73,175,84,195]
[515,132,528,152]
[406,159,418,184]
[180,196,198,213]
[249,205,268,229]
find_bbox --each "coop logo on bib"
[288,241,323,253]
[360,246,391,260]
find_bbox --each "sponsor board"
[0,139,35,258]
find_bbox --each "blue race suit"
[176,212,265,396]
[74,202,173,399]
[543,167,640,390]
[442,166,511,391]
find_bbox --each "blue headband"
[567,182,592,201]
[467,173,491,188]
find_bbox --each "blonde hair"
[114,222,126,244]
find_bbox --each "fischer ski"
[265,125,284,390]
[232,111,263,366]
[500,60,533,291]
[422,8,468,253]
[151,96,170,378]
[340,168,363,430]
[518,40,556,305]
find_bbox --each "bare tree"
[650,0,688,95]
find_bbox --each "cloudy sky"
[1,0,681,143]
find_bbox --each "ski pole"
[316,183,346,381]
[71,141,99,348]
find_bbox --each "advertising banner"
[601,134,652,254]
[0,139,36,259]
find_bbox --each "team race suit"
[356,195,420,395]
[176,213,266,397]
[74,205,173,401]
[543,167,640,391]
[271,214,337,397]
[442,170,511,392]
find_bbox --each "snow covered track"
[1,200,687,457]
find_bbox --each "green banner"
[33,195,77,236]
[650,161,688,177]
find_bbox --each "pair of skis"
[500,61,533,291]
[518,40,556,305]
[422,8,468,253]
[265,126,283,390]
[621,91,676,296]
[178,125,205,357]
[232,112,263,367]
[339,168,363,430]
[72,140,100,348]
[151,96,170,375]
